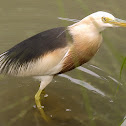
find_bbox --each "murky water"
[0,0,126,126]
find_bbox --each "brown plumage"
[59,28,102,73]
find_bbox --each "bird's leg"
[35,89,43,109]
[41,89,45,95]
[35,89,49,121]
[34,76,53,121]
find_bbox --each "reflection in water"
[78,65,122,86]
[8,106,32,126]
[108,76,122,85]
[58,17,80,22]
[0,96,31,113]
[89,64,103,71]
[59,74,106,97]
[77,66,102,79]
[121,116,126,126]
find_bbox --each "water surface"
[0,0,126,126]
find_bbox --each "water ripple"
[59,74,106,97]
[58,17,80,22]
[77,66,102,79]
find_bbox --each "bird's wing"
[0,27,71,76]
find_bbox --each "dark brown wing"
[0,27,70,74]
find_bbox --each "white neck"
[68,21,101,42]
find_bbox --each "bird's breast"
[59,33,102,74]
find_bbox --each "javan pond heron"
[0,11,126,121]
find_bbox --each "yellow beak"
[110,18,126,27]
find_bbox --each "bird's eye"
[102,17,107,23]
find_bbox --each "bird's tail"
[0,50,30,76]
[0,51,10,74]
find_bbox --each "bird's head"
[84,11,126,31]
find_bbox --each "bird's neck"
[68,20,101,37]
[68,23,103,61]
[68,22,102,45]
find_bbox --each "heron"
[0,11,126,120]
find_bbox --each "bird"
[0,11,126,120]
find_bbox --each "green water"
[0,0,126,126]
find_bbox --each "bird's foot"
[35,89,51,122]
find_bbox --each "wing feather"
[0,27,70,75]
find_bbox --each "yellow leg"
[34,76,53,121]
[35,89,50,122]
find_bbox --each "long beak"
[110,18,126,27]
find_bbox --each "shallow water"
[0,0,126,126]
